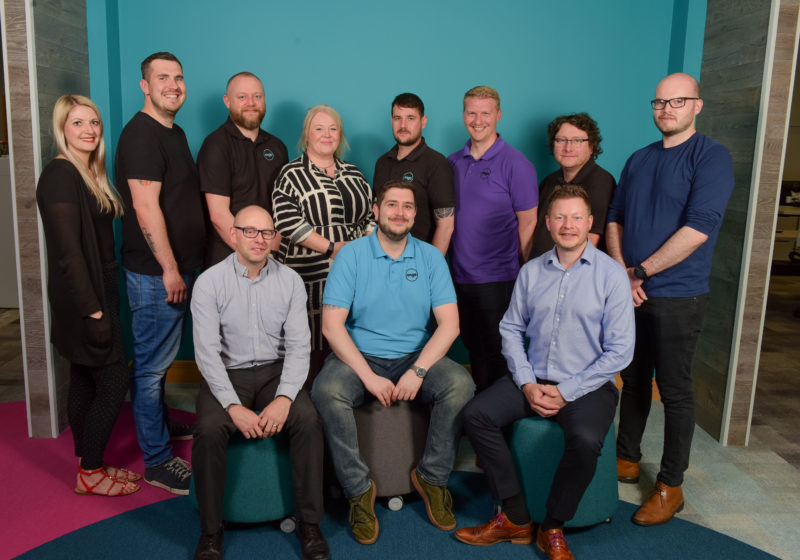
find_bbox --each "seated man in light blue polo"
[311,180,474,545]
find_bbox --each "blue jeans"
[311,352,474,498]
[125,268,194,467]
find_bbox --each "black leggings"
[69,264,130,471]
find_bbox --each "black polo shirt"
[115,111,205,275]
[373,137,455,243]
[531,159,617,259]
[197,118,288,267]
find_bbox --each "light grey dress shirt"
[191,252,311,409]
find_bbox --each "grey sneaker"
[145,456,192,495]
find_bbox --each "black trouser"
[69,262,129,471]
[616,295,708,487]
[462,375,618,523]
[192,363,325,534]
[455,280,515,393]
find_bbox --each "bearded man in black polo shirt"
[198,72,289,268]
[373,93,455,255]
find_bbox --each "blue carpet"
[17,472,778,559]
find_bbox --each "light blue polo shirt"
[323,233,456,358]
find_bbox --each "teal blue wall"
[86,0,708,361]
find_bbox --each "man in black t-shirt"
[530,113,616,259]
[197,72,289,268]
[115,51,205,496]
[373,93,455,255]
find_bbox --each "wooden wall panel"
[3,0,90,436]
[3,0,51,436]
[695,0,799,444]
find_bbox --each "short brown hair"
[546,184,592,216]
[375,180,416,207]
[141,52,182,80]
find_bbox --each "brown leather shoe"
[536,527,575,560]
[632,481,684,526]
[617,458,640,483]
[454,512,533,546]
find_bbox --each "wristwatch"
[410,364,427,379]
[324,241,335,258]
[633,265,649,282]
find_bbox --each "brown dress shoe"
[617,458,640,483]
[454,512,533,546]
[536,527,575,560]
[632,481,684,526]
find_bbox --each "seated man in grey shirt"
[191,205,328,560]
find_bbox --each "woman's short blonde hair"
[298,104,350,159]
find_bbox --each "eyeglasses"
[650,97,699,110]
[554,138,590,146]
[234,226,277,240]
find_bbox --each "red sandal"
[77,458,142,482]
[103,464,142,482]
[75,467,140,496]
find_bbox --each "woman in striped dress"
[272,104,374,378]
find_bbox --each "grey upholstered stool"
[353,399,430,510]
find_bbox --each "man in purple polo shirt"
[448,85,538,393]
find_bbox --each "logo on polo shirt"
[481,168,491,180]
[263,149,275,161]
[405,268,418,282]
[403,171,414,182]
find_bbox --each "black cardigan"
[36,159,121,366]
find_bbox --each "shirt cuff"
[512,366,536,389]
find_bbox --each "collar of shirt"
[301,151,341,178]
[230,253,272,281]
[543,239,597,271]
[460,133,507,162]
[223,117,271,145]
[556,158,598,183]
[388,137,428,162]
[368,231,417,261]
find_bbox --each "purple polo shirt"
[448,135,538,284]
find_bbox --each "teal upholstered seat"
[189,432,294,523]
[509,416,618,527]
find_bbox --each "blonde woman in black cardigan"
[36,94,139,496]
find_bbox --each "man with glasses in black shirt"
[530,113,616,259]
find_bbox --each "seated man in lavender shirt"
[448,85,538,393]
[455,185,634,560]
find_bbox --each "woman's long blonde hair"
[52,94,123,216]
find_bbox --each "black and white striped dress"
[272,152,374,351]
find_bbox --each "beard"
[231,106,266,130]
[378,219,412,242]
[393,130,421,147]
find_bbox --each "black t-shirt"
[115,112,205,275]
[197,118,288,267]
[531,159,616,259]
[373,137,455,243]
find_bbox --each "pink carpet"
[0,401,195,559]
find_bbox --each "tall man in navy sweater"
[606,73,734,526]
